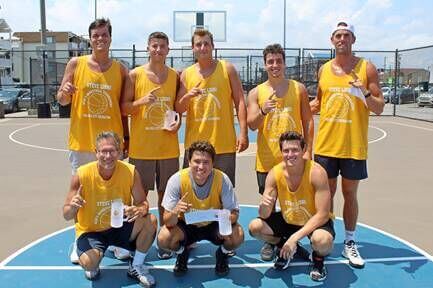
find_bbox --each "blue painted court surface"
[0,206,432,287]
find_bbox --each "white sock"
[345,230,355,242]
[221,245,233,255]
[132,250,147,266]
[175,245,185,255]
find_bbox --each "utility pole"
[40,0,48,103]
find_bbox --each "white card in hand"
[184,209,219,225]
[163,110,179,130]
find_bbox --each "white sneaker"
[108,246,131,260]
[84,267,100,280]
[127,263,155,287]
[70,242,79,264]
[342,240,365,268]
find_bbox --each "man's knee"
[79,249,103,270]
[157,225,182,250]
[310,230,334,256]
[226,223,244,248]
[136,214,157,236]
[248,218,264,238]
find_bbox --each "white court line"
[8,124,68,152]
[6,123,387,155]
[1,206,432,268]
[375,121,433,132]
[368,125,387,144]
[0,256,429,271]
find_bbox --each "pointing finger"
[194,81,202,88]
[269,90,276,100]
[76,185,83,197]
[149,86,161,94]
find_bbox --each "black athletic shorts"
[76,221,135,256]
[262,212,335,240]
[177,219,225,247]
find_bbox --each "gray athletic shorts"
[129,157,179,192]
[68,151,96,175]
[183,151,236,187]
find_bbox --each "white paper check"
[184,209,220,224]
[349,87,367,106]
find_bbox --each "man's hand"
[184,81,203,100]
[173,192,192,215]
[280,238,297,260]
[124,201,149,222]
[136,86,161,106]
[260,91,277,115]
[69,185,85,210]
[260,193,275,210]
[60,82,76,100]
[236,133,249,152]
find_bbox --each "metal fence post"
[132,44,136,68]
[393,49,399,116]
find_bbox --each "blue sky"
[1,0,433,51]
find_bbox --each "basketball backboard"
[173,11,226,42]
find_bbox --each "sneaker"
[260,242,275,261]
[127,262,155,287]
[187,242,198,249]
[226,249,236,257]
[215,246,230,276]
[342,240,365,268]
[157,248,173,260]
[273,249,290,270]
[84,267,100,280]
[70,241,79,264]
[173,247,189,277]
[111,246,131,260]
[309,252,327,281]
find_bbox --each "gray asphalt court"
[0,115,432,262]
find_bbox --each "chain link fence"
[3,45,433,121]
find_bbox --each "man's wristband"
[363,91,371,98]
[260,106,267,116]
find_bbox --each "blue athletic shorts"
[314,155,368,180]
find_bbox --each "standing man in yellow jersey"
[248,131,334,281]
[310,21,384,268]
[56,18,131,263]
[157,141,244,277]
[63,132,157,286]
[247,43,314,261]
[175,29,248,187]
[121,32,180,260]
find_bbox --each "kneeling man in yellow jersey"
[249,131,334,281]
[157,141,244,277]
[62,132,157,287]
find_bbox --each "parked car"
[0,89,30,113]
[18,85,57,110]
[417,87,433,107]
[381,86,391,103]
[390,88,417,104]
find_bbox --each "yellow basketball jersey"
[129,66,180,159]
[256,80,303,172]
[184,60,236,154]
[315,59,369,159]
[69,56,124,152]
[179,168,223,226]
[75,160,134,238]
[274,160,316,226]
